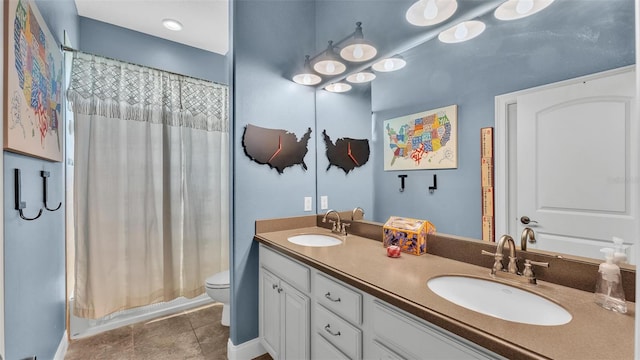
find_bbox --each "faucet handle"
[481,250,497,257]
[340,222,350,235]
[525,259,549,268]
[328,219,338,231]
[523,259,549,284]
[481,250,504,273]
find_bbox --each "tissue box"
[383,216,436,255]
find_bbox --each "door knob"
[520,216,538,225]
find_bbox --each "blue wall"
[4,1,78,359]
[370,0,635,238]
[79,17,228,84]
[231,0,316,345]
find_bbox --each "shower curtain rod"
[60,44,227,86]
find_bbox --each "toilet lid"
[206,270,230,288]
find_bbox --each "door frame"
[494,65,637,239]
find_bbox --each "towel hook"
[14,169,43,221]
[428,174,437,194]
[41,171,61,211]
[398,174,408,192]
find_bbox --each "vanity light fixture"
[406,0,458,27]
[346,70,376,84]
[372,56,407,72]
[162,18,183,31]
[494,0,555,21]
[339,22,378,62]
[325,82,352,93]
[292,55,322,85]
[438,20,486,43]
[313,41,347,76]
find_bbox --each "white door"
[515,68,637,262]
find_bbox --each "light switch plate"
[304,197,313,211]
[320,196,328,210]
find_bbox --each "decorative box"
[383,216,436,255]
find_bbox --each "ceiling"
[74,0,229,55]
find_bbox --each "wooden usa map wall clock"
[322,130,370,174]
[242,124,312,174]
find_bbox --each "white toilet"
[205,270,230,326]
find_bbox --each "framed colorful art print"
[4,0,64,162]
[383,104,457,171]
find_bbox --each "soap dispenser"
[594,248,627,313]
[611,236,628,264]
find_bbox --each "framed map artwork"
[4,0,64,162]
[383,105,457,171]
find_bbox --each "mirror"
[315,0,636,263]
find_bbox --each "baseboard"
[227,337,266,360]
[53,330,68,360]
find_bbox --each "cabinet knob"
[325,292,341,302]
[277,287,283,293]
[324,324,341,337]
[272,284,278,290]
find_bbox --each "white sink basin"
[287,234,342,247]
[427,275,572,326]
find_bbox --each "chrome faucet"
[351,207,365,221]
[520,227,536,251]
[323,209,348,235]
[482,234,518,275]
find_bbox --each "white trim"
[494,65,636,238]
[227,337,266,360]
[53,331,69,360]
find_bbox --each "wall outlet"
[320,196,328,210]
[304,197,313,211]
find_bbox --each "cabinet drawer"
[314,273,362,325]
[372,300,501,360]
[260,244,310,292]
[313,332,350,360]
[315,304,362,359]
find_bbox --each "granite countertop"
[254,225,635,360]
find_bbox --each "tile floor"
[65,303,273,360]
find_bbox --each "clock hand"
[268,135,282,163]
[347,142,359,166]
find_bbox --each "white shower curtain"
[67,52,229,319]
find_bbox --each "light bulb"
[326,62,336,73]
[423,0,438,20]
[384,59,394,71]
[353,44,364,59]
[516,0,534,14]
[302,74,311,85]
[454,23,468,40]
[356,73,365,82]
[334,84,343,92]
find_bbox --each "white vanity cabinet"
[259,245,311,360]
[259,245,505,360]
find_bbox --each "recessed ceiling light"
[438,20,486,43]
[162,18,183,31]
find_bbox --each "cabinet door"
[260,269,281,358]
[281,281,310,360]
